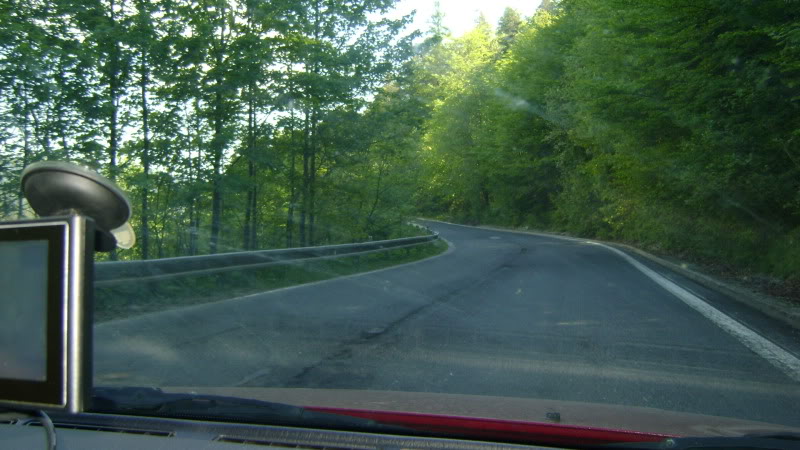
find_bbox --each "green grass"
[94,239,448,323]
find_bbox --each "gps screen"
[0,240,49,382]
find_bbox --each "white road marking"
[423,219,800,382]
[590,242,800,383]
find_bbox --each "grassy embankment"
[95,239,448,323]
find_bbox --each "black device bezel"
[0,221,68,409]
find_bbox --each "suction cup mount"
[21,161,136,252]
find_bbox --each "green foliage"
[5,0,800,283]
[0,0,420,259]
[413,0,800,280]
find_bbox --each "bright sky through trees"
[393,0,543,36]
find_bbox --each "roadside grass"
[94,239,448,323]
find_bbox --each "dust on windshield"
[2,0,799,437]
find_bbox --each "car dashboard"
[0,411,556,450]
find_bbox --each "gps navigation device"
[0,217,94,412]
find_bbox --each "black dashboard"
[0,411,555,450]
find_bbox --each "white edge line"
[423,219,800,383]
[593,242,800,382]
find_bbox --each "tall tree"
[130,0,158,258]
[497,7,522,53]
[281,0,413,245]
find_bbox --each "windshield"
[2,0,800,445]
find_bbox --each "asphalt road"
[94,221,800,427]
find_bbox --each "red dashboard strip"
[306,406,676,447]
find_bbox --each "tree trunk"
[365,159,386,236]
[59,126,69,161]
[18,96,31,218]
[188,199,196,255]
[139,46,151,260]
[189,100,201,256]
[106,0,121,261]
[243,87,258,250]
[308,119,316,246]
[286,110,296,248]
[299,110,310,246]
[209,78,223,253]
[56,63,70,160]
[109,92,118,181]
[249,179,257,248]
[29,107,51,156]
[210,97,222,254]
[243,160,257,250]
[244,188,252,250]
[243,101,253,250]
[209,6,227,254]
[307,1,321,246]
[107,0,120,182]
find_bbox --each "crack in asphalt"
[242,246,531,388]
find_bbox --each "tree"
[129,0,158,258]
[413,0,800,278]
[415,15,500,222]
[279,0,414,245]
[497,8,522,53]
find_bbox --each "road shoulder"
[422,219,800,330]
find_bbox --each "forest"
[2,0,799,281]
[0,0,422,259]
[413,0,800,280]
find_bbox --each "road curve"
[94,221,800,427]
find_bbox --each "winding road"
[94,220,800,427]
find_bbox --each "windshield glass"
[2,0,799,443]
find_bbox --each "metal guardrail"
[95,230,438,287]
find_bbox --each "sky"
[389,0,544,38]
